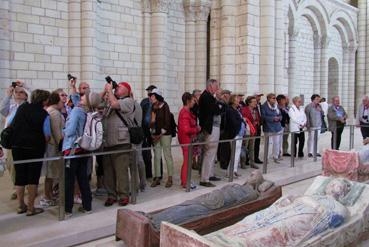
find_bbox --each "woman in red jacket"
[178,92,201,189]
[241,96,261,169]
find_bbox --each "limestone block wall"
[0,0,362,115]
[0,0,69,91]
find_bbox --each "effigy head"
[244,170,264,187]
[325,178,352,201]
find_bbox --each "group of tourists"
[0,77,364,218]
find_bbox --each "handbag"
[115,106,144,145]
[0,126,14,149]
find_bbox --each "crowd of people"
[0,78,365,218]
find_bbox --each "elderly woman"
[40,91,65,208]
[63,90,101,217]
[178,92,201,189]
[225,95,246,178]
[242,96,261,169]
[0,82,29,200]
[261,93,283,163]
[11,89,51,216]
[149,88,175,188]
[289,96,307,158]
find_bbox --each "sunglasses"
[60,94,68,97]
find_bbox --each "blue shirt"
[62,106,86,151]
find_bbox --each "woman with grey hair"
[289,96,307,158]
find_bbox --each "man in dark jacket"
[140,85,162,179]
[198,79,222,187]
[277,94,291,157]
[254,92,264,164]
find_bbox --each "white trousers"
[267,130,283,159]
[307,128,319,154]
[201,126,220,182]
[228,135,243,174]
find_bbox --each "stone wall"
[0,0,362,115]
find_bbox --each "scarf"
[267,101,280,115]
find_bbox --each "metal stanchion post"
[333,127,337,150]
[130,147,137,205]
[313,129,318,162]
[228,139,236,182]
[290,132,296,168]
[186,143,193,192]
[349,125,354,150]
[263,134,269,174]
[59,157,65,221]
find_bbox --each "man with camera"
[103,81,136,207]
[0,81,29,200]
[68,75,90,106]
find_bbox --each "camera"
[11,82,17,88]
[105,76,118,89]
[67,74,76,81]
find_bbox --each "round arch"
[330,9,357,44]
[296,0,330,38]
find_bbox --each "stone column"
[219,0,237,92]
[80,0,97,83]
[68,0,82,80]
[320,35,329,99]
[348,44,357,118]
[288,31,298,97]
[184,0,196,91]
[150,0,171,91]
[357,0,366,99]
[142,0,152,98]
[342,44,350,111]
[274,0,285,94]
[209,1,220,80]
[259,0,276,93]
[194,0,211,89]
[313,33,321,95]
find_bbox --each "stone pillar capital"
[195,0,212,21]
[151,0,173,13]
[348,41,358,53]
[142,0,151,13]
[183,0,196,21]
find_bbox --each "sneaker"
[74,196,82,204]
[273,158,280,164]
[255,159,263,164]
[10,192,17,200]
[283,153,291,157]
[199,182,216,187]
[118,197,129,206]
[234,172,241,177]
[104,198,117,207]
[40,198,56,208]
[209,176,221,181]
[308,153,313,158]
[65,212,73,219]
[94,188,107,197]
[78,206,92,214]
[190,182,197,190]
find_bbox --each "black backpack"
[170,113,177,137]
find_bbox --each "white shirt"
[320,102,329,116]
[289,104,307,132]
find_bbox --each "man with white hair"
[327,96,347,150]
[356,95,369,140]
[198,79,222,187]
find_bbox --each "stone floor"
[0,128,366,247]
